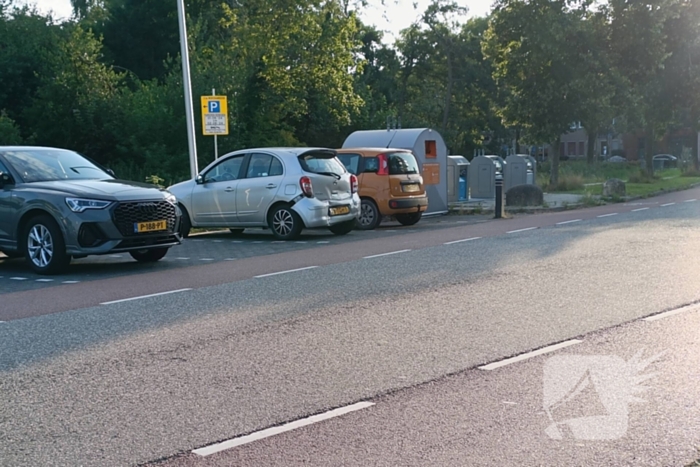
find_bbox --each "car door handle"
[266,184,277,189]
[225,187,235,192]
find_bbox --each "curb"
[448,181,700,216]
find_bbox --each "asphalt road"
[1,187,699,466]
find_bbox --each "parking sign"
[201,96,228,135]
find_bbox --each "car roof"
[336,147,412,154]
[222,147,336,158]
[0,146,74,152]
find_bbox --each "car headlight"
[65,198,112,213]
[164,192,178,205]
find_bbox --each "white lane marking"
[100,288,192,305]
[62,280,80,284]
[36,279,54,282]
[478,339,583,370]
[363,249,411,259]
[507,227,537,234]
[192,401,375,457]
[10,277,27,281]
[684,199,697,203]
[317,241,330,244]
[556,219,582,225]
[661,202,676,207]
[632,207,649,212]
[444,237,481,245]
[200,258,214,261]
[254,266,318,278]
[643,303,700,322]
[176,257,190,260]
[295,241,308,244]
[597,213,618,218]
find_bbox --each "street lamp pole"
[176,0,198,179]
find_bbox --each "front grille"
[112,201,177,237]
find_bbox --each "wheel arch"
[16,208,64,252]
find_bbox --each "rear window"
[298,151,347,176]
[389,152,420,175]
[336,153,361,175]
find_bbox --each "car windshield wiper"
[70,166,102,174]
[316,171,341,180]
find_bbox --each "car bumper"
[292,194,361,228]
[61,201,182,256]
[387,196,428,211]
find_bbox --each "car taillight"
[377,154,389,175]
[350,174,358,194]
[300,176,314,197]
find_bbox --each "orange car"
[335,148,428,230]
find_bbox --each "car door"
[190,154,245,226]
[235,152,284,225]
[0,159,18,250]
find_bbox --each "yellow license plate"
[329,206,350,216]
[134,220,167,233]
[402,183,420,193]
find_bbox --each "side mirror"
[0,172,12,187]
[196,174,204,184]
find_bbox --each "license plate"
[134,219,167,233]
[329,205,350,216]
[402,183,420,193]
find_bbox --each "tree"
[483,0,593,187]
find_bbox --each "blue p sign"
[208,101,220,113]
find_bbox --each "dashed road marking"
[632,207,649,212]
[295,241,308,244]
[176,257,190,260]
[62,281,80,284]
[556,219,582,225]
[597,213,618,218]
[363,249,411,259]
[479,339,583,370]
[10,277,27,281]
[192,401,375,457]
[507,227,537,234]
[684,199,697,203]
[444,237,481,245]
[36,279,54,282]
[200,258,214,261]
[100,288,192,305]
[317,241,330,244]
[661,202,676,207]
[643,303,700,322]
[254,266,318,278]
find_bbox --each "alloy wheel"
[272,209,294,236]
[27,224,54,269]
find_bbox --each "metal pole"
[177,0,198,178]
[212,88,218,159]
[494,172,504,219]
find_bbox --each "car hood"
[25,179,169,201]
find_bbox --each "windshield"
[298,151,347,176]
[2,149,112,183]
[389,152,420,175]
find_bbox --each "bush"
[627,170,659,184]
[551,174,585,192]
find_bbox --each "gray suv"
[0,146,182,274]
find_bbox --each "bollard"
[494,173,504,218]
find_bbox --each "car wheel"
[129,248,169,262]
[329,220,355,236]
[268,205,303,240]
[179,204,192,238]
[356,198,381,230]
[395,212,422,226]
[24,215,71,275]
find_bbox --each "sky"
[21,0,493,44]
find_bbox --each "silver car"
[168,147,361,240]
[0,146,182,275]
